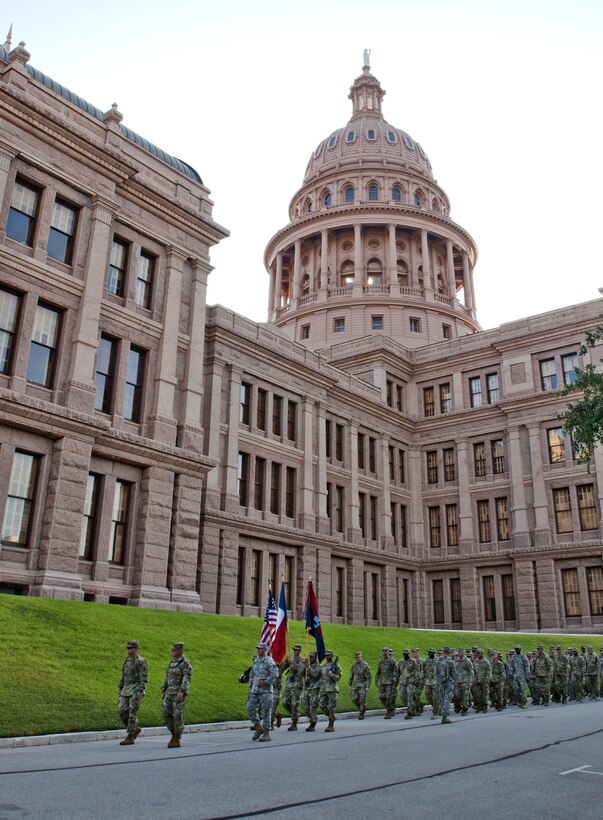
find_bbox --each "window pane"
[577,484,597,531]
[586,567,603,616]
[0,289,19,374]
[2,452,38,546]
[553,487,572,533]
[561,568,581,617]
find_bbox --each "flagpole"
[284,575,292,659]
[304,577,311,657]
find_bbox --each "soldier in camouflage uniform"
[404,648,424,720]
[118,639,148,745]
[423,648,440,719]
[281,644,306,731]
[248,642,278,741]
[490,652,506,711]
[569,647,586,702]
[435,646,456,724]
[509,645,530,708]
[584,645,601,700]
[161,642,192,748]
[552,645,569,703]
[397,649,414,715]
[301,650,322,731]
[531,644,553,705]
[319,649,341,732]
[376,647,398,718]
[453,648,474,716]
[349,651,372,719]
[472,648,491,713]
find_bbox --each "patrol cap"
[172,642,184,650]
[537,644,544,650]
[256,642,268,649]
[355,651,362,657]
[515,645,521,650]
[476,647,483,654]
[412,647,420,653]
[442,646,450,653]
[325,649,334,655]
[587,644,593,650]
[293,644,302,650]
[556,645,562,650]
[309,650,318,657]
[403,648,410,654]
[382,646,390,652]
[428,647,436,653]
[127,640,139,648]
[549,645,555,650]
[472,646,479,652]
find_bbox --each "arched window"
[301,274,310,296]
[392,186,402,202]
[413,191,422,207]
[367,129,376,140]
[397,260,409,287]
[324,192,332,208]
[368,184,379,201]
[344,186,355,203]
[328,135,337,149]
[340,260,354,286]
[431,198,440,212]
[307,200,313,213]
[366,258,382,285]
[346,131,356,143]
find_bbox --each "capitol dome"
[265,57,479,352]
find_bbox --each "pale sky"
[10,1,603,331]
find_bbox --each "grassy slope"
[0,594,598,737]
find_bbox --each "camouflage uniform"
[281,647,306,729]
[118,641,147,742]
[435,648,456,723]
[569,650,586,701]
[319,651,341,731]
[490,654,506,711]
[584,647,601,700]
[397,651,414,713]
[376,649,398,717]
[349,653,372,718]
[247,645,278,737]
[423,650,440,718]
[552,647,569,703]
[453,652,474,715]
[301,652,322,730]
[472,652,491,712]
[161,643,192,746]
[509,646,530,707]
[404,650,424,719]
[531,647,553,705]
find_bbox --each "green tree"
[559,324,603,470]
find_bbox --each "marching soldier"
[118,640,147,746]
[453,647,474,716]
[248,642,278,742]
[161,642,192,748]
[423,648,440,719]
[281,644,305,731]
[584,645,601,700]
[302,650,323,731]
[319,649,341,732]
[376,647,398,718]
[349,651,372,719]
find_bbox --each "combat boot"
[120,734,134,746]
[275,711,282,728]
[258,731,272,742]
[167,733,180,748]
[384,709,392,719]
[324,720,335,732]
[441,716,452,724]
[252,724,263,741]
[358,709,365,720]
[305,721,316,732]
[288,721,298,731]
[404,712,413,720]
[133,726,142,740]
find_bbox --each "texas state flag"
[271,581,288,664]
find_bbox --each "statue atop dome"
[363,48,371,70]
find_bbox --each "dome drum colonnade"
[264,62,480,349]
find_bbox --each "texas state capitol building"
[0,42,602,632]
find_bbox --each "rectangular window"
[577,484,597,531]
[402,577,410,624]
[0,287,20,375]
[400,505,408,548]
[398,449,406,483]
[429,506,441,548]
[502,573,516,620]
[496,497,510,541]
[237,452,249,506]
[109,480,130,564]
[547,427,565,463]
[123,346,145,422]
[287,402,297,441]
[446,504,459,546]
[439,382,452,414]
[7,179,39,246]
[236,547,245,606]
[2,451,38,546]
[270,462,281,515]
[396,385,403,412]
[326,481,333,522]
[483,575,496,621]
[334,317,345,333]
[335,486,344,533]
[48,199,77,264]
[561,568,581,617]
[250,549,261,606]
[357,433,365,470]
[390,501,397,542]
[284,556,293,610]
[94,335,117,413]
[335,567,344,617]
[369,495,378,541]
[325,419,332,459]
[272,395,283,436]
[368,437,376,473]
[26,303,61,388]
[135,251,154,308]
[486,372,499,403]
[80,474,100,559]
[107,238,128,297]
[553,487,572,533]
[285,467,296,518]
[358,492,366,537]
[386,380,393,407]
[562,353,578,386]
[388,446,395,480]
[443,447,455,481]
[301,324,310,340]
[426,450,438,484]
[269,553,278,589]
[335,424,344,462]
[256,388,267,430]
[477,499,491,542]
[409,317,421,333]
[450,578,462,623]
[540,358,557,391]
[492,438,505,474]
[442,323,452,340]
[254,457,265,510]
[240,382,251,425]
[469,376,482,408]
[474,442,486,477]
[371,315,383,331]
[433,579,445,624]
[586,566,603,616]
[423,386,435,417]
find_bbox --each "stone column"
[508,426,531,547]
[178,258,211,453]
[224,365,242,513]
[167,473,203,610]
[316,402,329,534]
[268,262,276,318]
[462,253,474,312]
[320,229,329,289]
[456,441,474,552]
[353,223,363,282]
[421,229,432,291]
[408,447,424,557]
[292,239,301,301]
[300,398,315,530]
[316,548,332,619]
[348,557,365,623]
[459,564,479,629]
[387,223,397,285]
[513,558,538,629]
[348,422,361,542]
[274,252,283,310]
[31,437,91,600]
[535,557,562,630]
[64,195,115,413]
[381,563,398,626]
[381,434,393,549]
[202,361,223,509]
[446,239,456,298]
[527,423,552,545]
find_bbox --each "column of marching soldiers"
[244,641,603,742]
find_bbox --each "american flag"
[259,586,278,651]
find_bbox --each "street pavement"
[0,700,602,819]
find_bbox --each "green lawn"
[0,594,598,737]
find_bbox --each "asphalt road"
[0,701,602,820]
